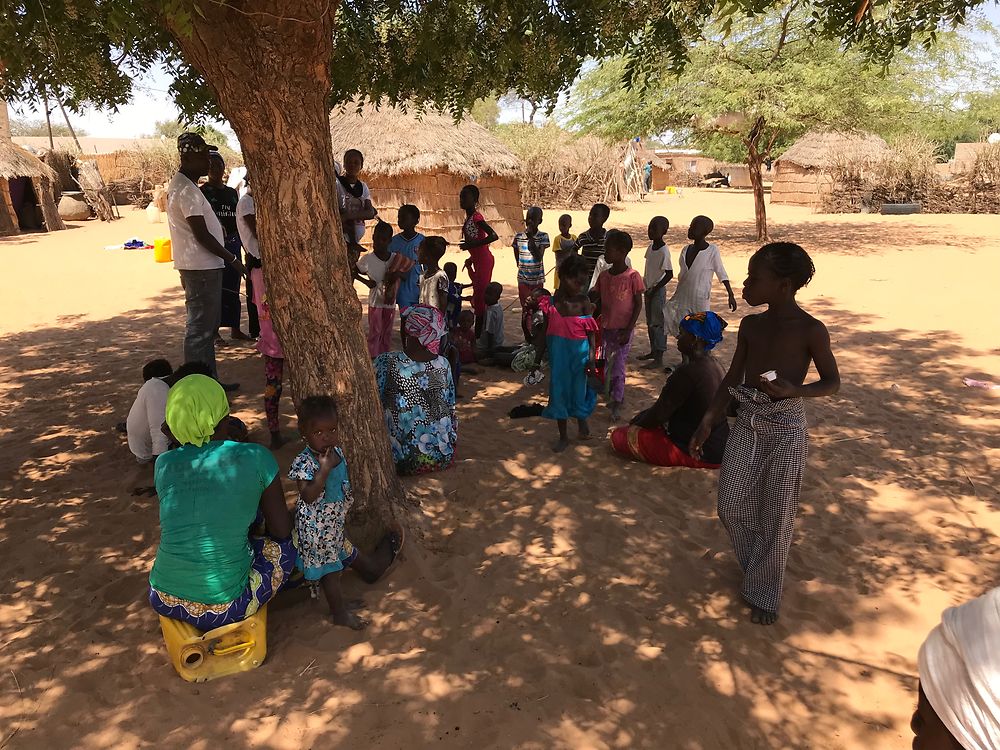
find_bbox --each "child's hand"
[728,294,738,312]
[463,257,473,269]
[760,375,799,400]
[318,448,341,474]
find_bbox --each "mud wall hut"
[1,136,66,236]
[329,105,522,245]
[772,131,888,207]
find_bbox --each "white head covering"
[918,587,1000,750]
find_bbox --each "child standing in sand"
[638,216,674,371]
[591,229,645,422]
[418,236,450,314]
[663,216,737,367]
[355,220,398,358]
[459,185,500,339]
[690,242,840,626]
[576,203,610,288]
[536,254,600,452]
[512,206,550,310]
[289,396,401,630]
[553,213,576,291]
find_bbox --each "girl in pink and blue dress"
[534,254,600,453]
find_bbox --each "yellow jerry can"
[158,605,268,683]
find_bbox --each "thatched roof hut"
[329,104,523,244]
[772,130,888,207]
[1,136,66,236]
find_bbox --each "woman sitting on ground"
[375,305,457,475]
[913,586,999,749]
[148,374,296,629]
[611,311,730,468]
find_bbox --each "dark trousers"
[245,253,261,338]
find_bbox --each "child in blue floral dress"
[289,396,400,630]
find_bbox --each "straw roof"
[0,137,58,181]
[329,103,520,179]
[777,130,888,169]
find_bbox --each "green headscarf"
[165,374,230,447]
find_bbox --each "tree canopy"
[1,0,992,122]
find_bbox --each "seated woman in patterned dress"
[375,305,458,475]
[148,374,296,629]
[610,312,731,469]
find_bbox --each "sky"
[13,0,1000,147]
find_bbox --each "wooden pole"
[56,99,82,151]
[41,93,54,150]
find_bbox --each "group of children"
[138,150,841,629]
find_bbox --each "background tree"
[9,117,87,138]
[571,6,922,240]
[0,0,988,543]
[470,98,501,130]
[147,118,234,148]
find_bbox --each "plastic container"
[154,237,172,263]
[146,203,162,223]
[158,604,268,683]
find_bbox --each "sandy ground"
[1,189,998,749]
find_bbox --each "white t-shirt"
[126,378,171,462]
[644,243,672,288]
[588,254,633,291]
[356,252,395,309]
[166,172,225,271]
[237,191,259,259]
[336,179,373,243]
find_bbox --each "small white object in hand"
[762,370,778,382]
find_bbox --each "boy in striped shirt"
[512,206,550,341]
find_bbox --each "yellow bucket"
[154,237,172,263]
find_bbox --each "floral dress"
[374,351,457,475]
[288,447,358,580]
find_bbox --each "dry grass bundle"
[823,137,940,213]
[824,138,1000,214]
[494,124,619,209]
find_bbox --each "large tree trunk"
[165,1,403,548]
[744,117,769,242]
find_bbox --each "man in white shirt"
[166,133,244,390]
[236,182,260,337]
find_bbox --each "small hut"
[329,104,522,244]
[772,130,888,206]
[1,137,66,236]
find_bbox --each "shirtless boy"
[690,242,840,626]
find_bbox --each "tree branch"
[768,1,800,66]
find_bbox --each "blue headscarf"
[680,311,727,350]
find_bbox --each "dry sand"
[1,190,998,749]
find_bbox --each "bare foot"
[332,610,369,630]
[345,598,365,610]
[577,420,591,441]
[751,607,779,626]
[641,360,664,370]
[609,407,622,423]
[552,437,570,453]
[577,429,592,441]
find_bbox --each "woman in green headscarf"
[148,374,296,629]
